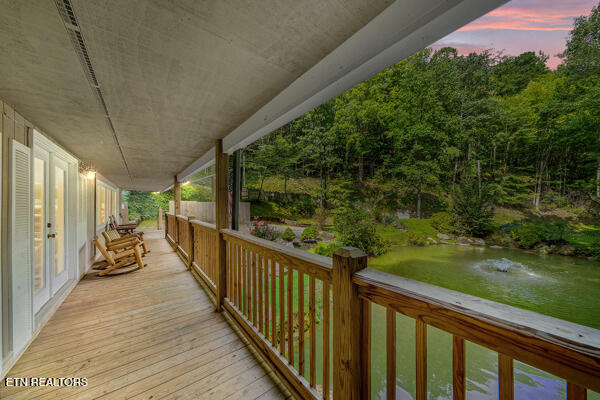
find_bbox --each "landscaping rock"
[440,240,456,245]
[557,244,576,256]
[536,245,551,254]
[320,231,335,241]
[303,238,318,244]
[456,237,473,245]
[436,233,451,240]
[472,238,485,246]
[427,237,438,244]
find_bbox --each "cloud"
[458,0,595,31]
[431,0,597,69]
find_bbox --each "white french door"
[33,148,50,312]
[33,151,69,313]
[51,156,69,294]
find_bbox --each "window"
[100,186,106,223]
[113,191,117,221]
[96,181,118,226]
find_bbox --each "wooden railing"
[176,215,192,265]
[191,220,217,294]
[222,229,333,399]
[354,269,600,400]
[165,212,177,246]
[164,212,600,400]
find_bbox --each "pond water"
[365,244,600,399]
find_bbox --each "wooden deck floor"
[1,230,288,400]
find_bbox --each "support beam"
[174,176,181,215]
[231,149,241,230]
[215,139,229,311]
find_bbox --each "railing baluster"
[567,382,587,400]
[323,281,330,400]
[260,253,265,336]
[279,262,285,355]
[237,244,242,309]
[271,259,276,344]
[362,300,371,400]
[245,248,250,317]
[453,336,466,400]
[386,308,396,400]
[298,271,305,376]
[255,252,260,326]
[416,320,427,400]
[498,354,514,400]
[288,267,294,364]
[251,250,256,325]
[309,276,316,388]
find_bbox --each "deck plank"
[0,230,287,400]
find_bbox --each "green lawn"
[565,222,600,248]
[138,220,157,228]
[377,218,439,245]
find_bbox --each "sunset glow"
[432,0,598,68]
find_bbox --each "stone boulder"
[456,237,473,245]
[427,237,438,245]
[436,233,451,240]
[472,238,485,246]
[440,240,456,245]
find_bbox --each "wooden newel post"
[215,139,229,312]
[332,246,367,400]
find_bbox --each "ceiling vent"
[54,0,131,181]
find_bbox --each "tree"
[451,178,495,237]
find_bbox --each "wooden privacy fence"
[164,212,600,400]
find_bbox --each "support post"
[332,246,367,400]
[174,176,181,216]
[231,149,241,230]
[187,217,195,269]
[157,207,163,230]
[215,139,229,311]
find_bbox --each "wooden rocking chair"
[109,215,137,235]
[93,237,146,276]
[102,229,150,255]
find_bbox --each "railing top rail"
[221,229,332,282]
[165,212,175,217]
[354,268,600,392]
[190,219,217,230]
[176,214,189,220]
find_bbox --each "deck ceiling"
[0,0,505,190]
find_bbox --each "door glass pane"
[55,167,66,276]
[96,184,101,224]
[101,186,106,223]
[34,158,45,292]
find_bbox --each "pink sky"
[432,0,598,69]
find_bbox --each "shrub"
[486,231,513,247]
[312,242,343,257]
[451,178,495,237]
[333,206,390,256]
[510,224,541,249]
[509,221,568,249]
[538,222,567,244]
[250,221,277,241]
[407,231,427,246]
[430,212,454,234]
[282,227,296,242]
[290,196,317,218]
[301,225,318,241]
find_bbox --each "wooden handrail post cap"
[332,246,367,400]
